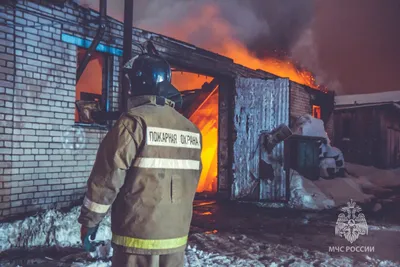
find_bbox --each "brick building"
[0,0,334,219]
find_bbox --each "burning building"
[0,0,334,219]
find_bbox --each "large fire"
[142,4,319,193]
[159,5,319,89]
[188,88,219,193]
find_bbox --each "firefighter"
[78,53,203,267]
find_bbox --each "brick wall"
[289,81,312,126]
[0,4,16,217]
[0,0,126,219]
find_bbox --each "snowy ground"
[1,198,400,267]
[286,163,400,211]
[0,163,399,266]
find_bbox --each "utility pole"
[122,0,134,112]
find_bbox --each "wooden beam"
[183,79,219,118]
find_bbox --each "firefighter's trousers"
[111,248,185,267]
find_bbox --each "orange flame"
[147,4,320,192]
[188,88,218,193]
[143,5,318,89]
[171,72,210,91]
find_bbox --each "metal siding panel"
[232,78,289,201]
[260,79,290,201]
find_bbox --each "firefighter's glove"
[80,225,99,252]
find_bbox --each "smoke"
[134,0,316,58]
[75,0,400,95]
[76,0,311,56]
[134,0,270,50]
[291,26,344,93]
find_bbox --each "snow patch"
[346,163,400,189]
[289,170,335,210]
[287,169,375,211]
[314,177,374,207]
[292,114,331,144]
[0,207,111,252]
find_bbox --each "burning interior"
[166,61,331,197]
[171,72,219,193]
[166,44,324,195]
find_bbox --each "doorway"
[172,71,219,193]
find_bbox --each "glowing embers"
[189,89,219,193]
[194,210,213,216]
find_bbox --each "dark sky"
[313,0,400,94]
[77,0,400,95]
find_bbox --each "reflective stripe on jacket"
[78,95,203,255]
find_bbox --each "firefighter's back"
[111,96,202,255]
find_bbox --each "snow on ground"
[287,162,400,211]
[185,232,399,267]
[288,170,335,210]
[346,163,400,189]
[314,176,375,207]
[10,232,400,267]
[0,207,111,252]
[287,170,374,211]
[1,204,400,266]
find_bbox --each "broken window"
[312,105,321,119]
[75,47,111,124]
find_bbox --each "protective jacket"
[78,95,202,255]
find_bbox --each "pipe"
[76,0,107,83]
[122,0,134,112]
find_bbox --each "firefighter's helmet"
[123,53,182,109]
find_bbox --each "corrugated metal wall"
[232,77,290,201]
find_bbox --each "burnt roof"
[132,28,278,79]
